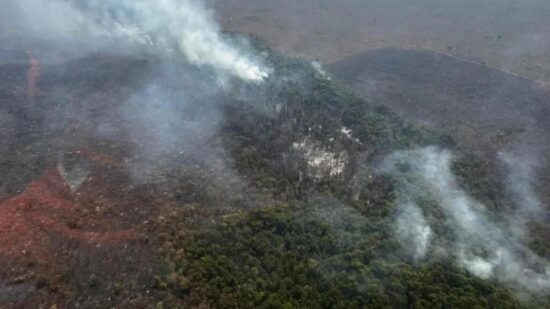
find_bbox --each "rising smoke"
[394,202,432,262]
[382,146,550,292]
[500,150,544,220]
[2,0,269,83]
[0,0,271,198]
[311,61,331,80]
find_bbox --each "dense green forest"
[150,48,550,308]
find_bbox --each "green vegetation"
[158,204,524,309]
[152,49,550,308]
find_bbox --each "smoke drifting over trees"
[394,202,432,262]
[1,0,549,307]
[2,0,269,82]
[1,0,274,194]
[383,147,550,292]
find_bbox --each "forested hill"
[150,47,550,308]
[1,42,547,307]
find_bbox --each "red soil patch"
[26,50,41,99]
[0,168,135,263]
[0,147,159,306]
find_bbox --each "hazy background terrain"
[217,0,550,85]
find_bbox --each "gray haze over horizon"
[217,0,550,84]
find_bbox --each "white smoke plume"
[394,202,432,262]
[311,61,331,80]
[498,149,547,242]
[1,0,269,82]
[500,151,543,220]
[382,146,550,292]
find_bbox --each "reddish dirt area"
[0,151,160,307]
[26,51,41,99]
[0,53,166,307]
[0,169,133,261]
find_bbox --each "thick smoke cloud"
[2,0,269,82]
[382,147,550,292]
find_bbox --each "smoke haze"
[394,202,432,262]
[501,150,544,220]
[1,0,269,82]
[0,0,272,204]
[383,147,550,292]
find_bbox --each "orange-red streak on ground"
[26,50,41,98]
[0,169,134,262]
